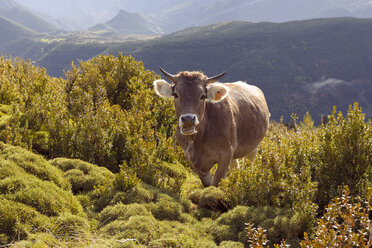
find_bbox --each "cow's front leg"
[212,157,232,186]
[198,169,212,187]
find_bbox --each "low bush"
[110,183,155,205]
[0,197,49,244]
[0,56,184,194]
[10,232,64,248]
[199,186,230,212]
[0,174,83,217]
[101,215,162,243]
[99,203,152,226]
[0,142,70,190]
[301,187,371,248]
[219,240,244,248]
[50,158,114,194]
[314,104,372,210]
[49,213,90,240]
[148,194,184,221]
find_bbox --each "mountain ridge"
[2,17,372,121]
[13,0,372,33]
[90,9,162,36]
[0,0,57,33]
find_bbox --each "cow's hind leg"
[229,159,239,170]
[247,148,258,162]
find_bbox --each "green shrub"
[0,197,49,244]
[148,195,183,221]
[99,203,152,226]
[220,116,318,210]
[110,183,155,205]
[92,178,149,211]
[112,164,141,192]
[209,224,235,244]
[188,188,203,204]
[215,206,249,234]
[193,208,220,220]
[199,186,230,212]
[49,213,90,240]
[101,215,162,243]
[0,175,83,217]
[0,142,70,190]
[315,103,372,209]
[10,232,64,248]
[50,158,114,194]
[0,56,183,192]
[301,187,371,248]
[219,241,244,248]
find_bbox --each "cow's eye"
[173,92,179,98]
[200,94,206,100]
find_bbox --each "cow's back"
[224,81,270,158]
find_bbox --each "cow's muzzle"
[179,114,199,135]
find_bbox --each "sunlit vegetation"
[0,55,371,247]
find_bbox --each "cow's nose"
[181,114,196,123]
[179,114,199,127]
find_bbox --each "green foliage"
[219,240,244,248]
[49,213,90,240]
[315,103,372,209]
[220,117,318,209]
[112,163,141,192]
[207,205,306,246]
[198,186,230,212]
[0,142,70,190]
[50,158,114,194]
[0,143,88,244]
[0,196,48,244]
[301,187,371,248]
[0,55,184,194]
[111,183,155,205]
[99,203,152,226]
[148,194,183,221]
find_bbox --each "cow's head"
[154,68,227,135]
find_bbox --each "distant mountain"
[13,0,372,33]
[0,15,37,49]
[90,9,162,36]
[158,0,372,33]
[14,0,185,30]
[14,0,129,30]
[0,0,57,33]
[4,17,372,122]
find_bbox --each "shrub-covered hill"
[0,55,371,247]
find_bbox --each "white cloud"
[307,77,349,94]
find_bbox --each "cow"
[153,68,270,187]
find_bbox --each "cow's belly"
[232,113,269,159]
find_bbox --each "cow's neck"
[179,116,208,169]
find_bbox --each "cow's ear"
[153,79,173,99]
[206,83,229,103]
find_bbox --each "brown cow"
[153,68,270,187]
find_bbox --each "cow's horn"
[159,67,175,82]
[206,72,226,84]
